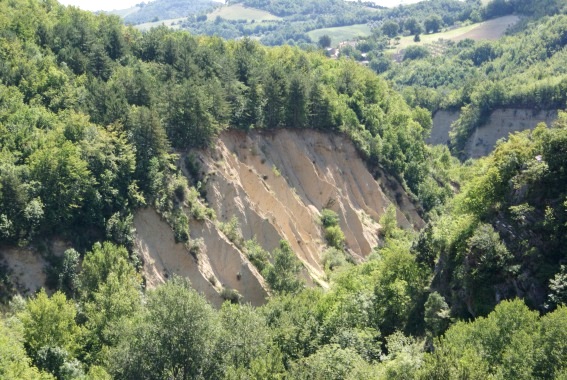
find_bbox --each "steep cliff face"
[463,109,558,158]
[135,129,423,304]
[429,109,558,157]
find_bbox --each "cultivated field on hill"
[395,15,520,50]
[307,23,372,46]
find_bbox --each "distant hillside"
[122,0,222,24]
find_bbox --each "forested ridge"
[1,0,567,379]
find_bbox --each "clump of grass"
[220,287,242,304]
[272,165,281,177]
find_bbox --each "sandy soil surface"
[465,109,558,158]
[0,246,47,296]
[430,108,558,158]
[2,130,424,305]
[200,129,423,285]
[189,218,268,306]
[134,208,225,307]
[430,110,460,146]
[135,130,424,305]
[0,239,71,297]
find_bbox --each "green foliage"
[382,21,400,38]
[536,306,567,378]
[78,242,140,300]
[172,210,189,243]
[0,318,54,380]
[262,290,324,366]
[322,247,348,272]
[263,240,304,295]
[80,246,142,367]
[320,208,340,228]
[56,248,80,298]
[105,212,135,250]
[35,345,84,380]
[220,287,243,304]
[28,141,91,229]
[372,247,430,336]
[403,45,430,61]
[244,238,271,272]
[379,204,399,239]
[424,292,450,336]
[386,14,567,153]
[379,331,423,379]
[419,299,559,379]
[320,209,346,250]
[483,0,564,19]
[4,2,567,378]
[180,0,478,49]
[109,277,221,379]
[0,0,442,251]
[424,15,443,34]
[548,265,567,309]
[324,225,346,250]
[289,344,367,380]
[219,215,244,247]
[19,290,82,362]
[318,34,331,48]
[218,303,278,375]
[123,0,217,24]
[431,115,567,315]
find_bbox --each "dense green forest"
[1,0,567,379]
[0,0,445,248]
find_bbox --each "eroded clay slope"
[429,108,558,158]
[464,109,558,158]
[199,129,423,285]
[134,208,269,306]
[0,240,69,298]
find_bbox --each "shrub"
[403,45,430,61]
[325,225,346,250]
[57,249,80,297]
[320,209,339,228]
[322,247,348,271]
[263,240,303,294]
[105,212,135,249]
[220,287,242,304]
[173,210,189,243]
[219,215,243,247]
[244,239,270,272]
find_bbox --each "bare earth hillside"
[0,240,69,298]
[464,109,558,158]
[135,129,423,304]
[430,108,558,158]
[429,110,460,146]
